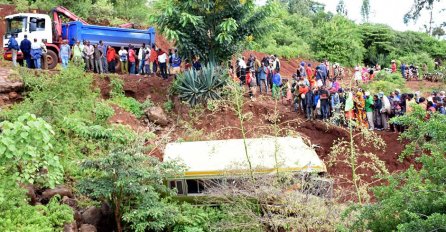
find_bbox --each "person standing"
[98,40,108,73]
[299,62,307,78]
[319,86,330,120]
[19,35,32,68]
[93,44,103,74]
[373,94,383,130]
[400,62,407,79]
[365,92,374,130]
[149,45,158,76]
[157,49,168,79]
[118,46,128,74]
[272,70,282,100]
[171,49,182,77]
[318,61,328,86]
[144,48,151,75]
[254,56,261,87]
[379,92,391,130]
[30,38,43,69]
[7,34,19,67]
[259,63,268,94]
[72,41,83,64]
[40,39,48,70]
[84,41,94,71]
[106,46,116,73]
[391,60,397,73]
[59,40,71,69]
[128,45,136,74]
[167,49,173,75]
[138,43,147,75]
[354,91,367,128]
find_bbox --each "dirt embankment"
[96,74,416,184]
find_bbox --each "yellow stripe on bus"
[183,166,326,177]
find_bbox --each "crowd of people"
[232,55,446,131]
[7,34,49,69]
[7,35,190,80]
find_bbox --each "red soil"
[95,74,416,184]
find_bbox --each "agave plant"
[175,62,229,107]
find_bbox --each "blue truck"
[3,6,156,69]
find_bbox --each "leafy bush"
[172,203,224,232]
[0,170,73,232]
[312,15,365,66]
[94,102,115,124]
[0,113,63,188]
[78,141,185,232]
[362,71,406,95]
[398,52,436,72]
[349,107,446,231]
[109,95,144,118]
[174,63,229,107]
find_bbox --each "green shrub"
[95,102,115,124]
[173,63,229,107]
[398,52,436,73]
[0,113,64,188]
[163,100,174,112]
[0,170,73,232]
[362,71,406,95]
[109,95,144,118]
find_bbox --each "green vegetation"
[0,113,63,188]
[78,141,184,232]
[348,106,446,231]
[361,72,407,95]
[173,63,229,107]
[152,0,274,61]
[0,169,73,231]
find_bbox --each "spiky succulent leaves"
[176,63,228,107]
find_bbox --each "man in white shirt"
[138,43,147,75]
[158,49,168,79]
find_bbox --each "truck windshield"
[5,17,27,36]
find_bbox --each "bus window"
[186,180,206,194]
[169,180,185,195]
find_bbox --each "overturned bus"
[163,137,330,198]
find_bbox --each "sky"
[257,0,446,32]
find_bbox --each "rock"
[63,222,77,232]
[8,91,17,99]
[82,206,102,226]
[145,106,169,126]
[100,202,112,216]
[42,185,73,199]
[0,81,23,93]
[79,224,97,232]
[21,184,37,205]
[62,196,78,208]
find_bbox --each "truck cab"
[3,13,58,68]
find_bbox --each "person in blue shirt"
[318,60,328,85]
[272,70,282,100]
[59,40,71,69]
[400,63,407,80]
[7,35,19,67]
[20,35,32,68]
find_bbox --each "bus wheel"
[46,50,58,69]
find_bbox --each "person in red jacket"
[106,46,117,73]
[128,45,136,74]
[149,45,158,76]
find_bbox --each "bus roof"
[164,137,326,177]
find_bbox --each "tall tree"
[404,0,445,35]
[336,0,347,16]
[153,0,274,62]
[360,0,370,22]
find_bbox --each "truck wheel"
[46,50,58,70]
